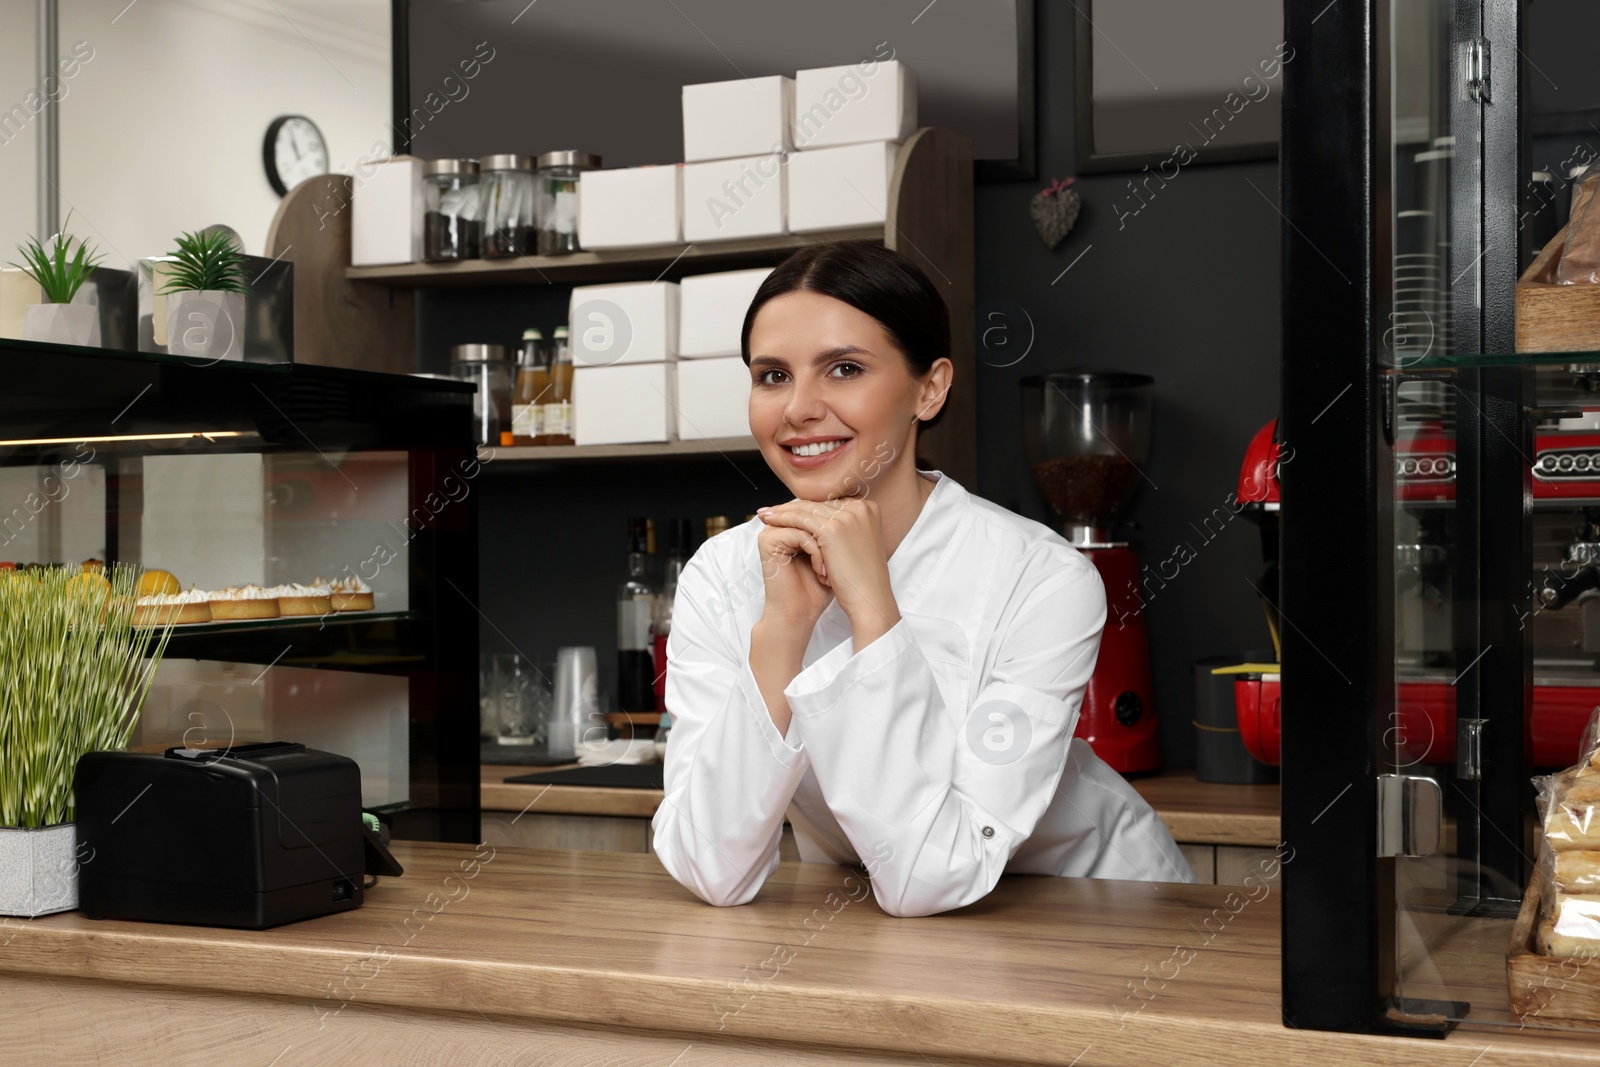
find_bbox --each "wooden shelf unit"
[480,435,760,464]
[267,127,977,485]
[345,227,884,288]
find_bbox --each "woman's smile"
[780,435,853,469]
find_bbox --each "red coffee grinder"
[1020,370,1161,773]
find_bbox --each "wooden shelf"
[276,127,974,484]
[345,228,884,288]
[479,435,761,463]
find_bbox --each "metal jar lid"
[480,153,536,172]
[449,343,512,363]
[423,158,480,177]
[537,150,601,170]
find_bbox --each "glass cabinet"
[1280,0,1600,1039]
[0,339,481,842]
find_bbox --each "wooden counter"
[482,764,1286,882]
[482,765,1283,843]
[2,842,1596,1065]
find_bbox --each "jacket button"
[981,826,995,838]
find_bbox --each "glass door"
[1378,0,1520,1033]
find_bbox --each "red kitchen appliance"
[1233,411,1599,769]
[1020,370,1160,773]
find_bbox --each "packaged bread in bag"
[1557,164,1600,285]
[1533,710,1600,957]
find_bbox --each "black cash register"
[74,741,403,929]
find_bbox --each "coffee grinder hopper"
[1020,370,1154,546]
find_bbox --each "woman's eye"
[756,369,786,386]
[829,361,863,379]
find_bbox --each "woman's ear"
[914,358,954,422]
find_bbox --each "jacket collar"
[884,469,965,612]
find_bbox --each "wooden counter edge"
[481,765,1287,847]
[3,842,1597,1067]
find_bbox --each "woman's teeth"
[787,440,846,457]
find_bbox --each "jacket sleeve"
[782,553,1106,917]
[650,551,811,906]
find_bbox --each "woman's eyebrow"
[749,346,873,370]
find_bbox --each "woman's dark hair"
[740,239,951,432]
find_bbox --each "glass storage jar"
[423,159,482,262]
[537,150,601,255]
[449,343,515,445]
[480,154,536,259]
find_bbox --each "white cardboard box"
[0,268,42,340]
[574,361,677,445]
[351,155,424,265]
[792,61,917,149]
[786,142,899,233]
[681,155,786,242]
[678,268,773,358]
[578,165,682,249]
[568,281,679,365]
[676,356,752,440]
[682,75,793,162]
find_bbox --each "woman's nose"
[783,377,828,423]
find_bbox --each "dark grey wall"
[969,3,1282,769]
[451,3,1283,770]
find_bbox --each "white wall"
[54,0,389,264]
[0,0,39,260]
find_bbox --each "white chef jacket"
[651,469,1196,917]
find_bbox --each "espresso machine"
[1020,370,1161,773]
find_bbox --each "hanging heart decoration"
[1031,176,1082,251]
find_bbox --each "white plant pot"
[23,302,101,347]
[0,822,78,917]
[165,289,246,361]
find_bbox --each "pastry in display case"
[0,337,482,842]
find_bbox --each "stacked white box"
[682,75,794,162]
[568,281,679,366]
[676,356,751,440]
[351,156,424,265]
[678,268,773,358]
[0,269,42,340]
[792,61,917,149]
[786,142,899,233]
[578,166,682,249]
[681,156,787,242]
[574,362,678,445]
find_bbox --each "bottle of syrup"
[511,328,549,446]
[544,325,574,445]
[651,518,691,712]
[617,517,658,717]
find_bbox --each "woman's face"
[747,290,948,500]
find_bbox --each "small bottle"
[617,517,658,716]
[543,326,574,445]
[511,328,549,446]
[651,518,691,712]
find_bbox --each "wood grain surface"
[3,842,1597,1065]
[263,174,416,375]
[483,764,1284,846]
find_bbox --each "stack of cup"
[547,646,602,760]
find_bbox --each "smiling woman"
[651,239,1195,918]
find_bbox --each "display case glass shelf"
[0,338,481,842]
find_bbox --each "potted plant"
[159,229,249,360]
[10,224,104,347]
[0,564,177,917]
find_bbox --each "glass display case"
[0,338,481,842]
[1277,0,1600,1040]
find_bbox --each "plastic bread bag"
[1542,709,1600,850]
[1534,774,1561,914]
[1545,894,1600,959]
[1557,164,1600,285]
